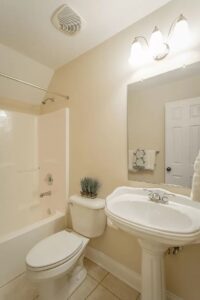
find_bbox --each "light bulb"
[149,26,167,59]
[171,14,189,50]
[129,38,144,66]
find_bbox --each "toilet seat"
[26,231,83,271]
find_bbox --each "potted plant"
[80,177,100,199]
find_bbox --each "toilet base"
[37,256,87,300]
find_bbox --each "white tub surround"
[0,108,69,237]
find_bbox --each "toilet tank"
[69,195,106,238]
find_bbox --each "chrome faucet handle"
[143,189,161,202]
[143,189,174,204]
[161,192,175,204]
[161,195,169,204]
[150,192,161,202]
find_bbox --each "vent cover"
[52,4,83,35]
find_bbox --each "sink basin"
[106,187,200,245]
[106,187,200,300]
[110,197,192,232]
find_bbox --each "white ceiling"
[0,0,171,70]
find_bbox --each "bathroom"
[0,0,200,299]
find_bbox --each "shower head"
[41,97,55,105]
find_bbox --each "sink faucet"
[144,189,174,204]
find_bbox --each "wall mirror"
[127,62,200,188]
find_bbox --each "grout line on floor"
[87,270,109,284]
[68,261,108,300]
[85,272,115,299]
[97,272,140,300]
[86,262,139,300]
[67,274,97,299]
[85,272,109,299]
[99,284,121,300]
[69,260,140,300]
[88,271,141,300]
[0,272,25,289]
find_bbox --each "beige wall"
[128,73,200,183]
[47,0,200,299]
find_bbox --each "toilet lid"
[26,231,83,270]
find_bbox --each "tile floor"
[68,258,140,300]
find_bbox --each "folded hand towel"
[144,150,157,171]
[133,149,145,169]
[131,149,157,171]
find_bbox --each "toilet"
[26,195,106,300]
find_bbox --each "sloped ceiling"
[0,0,171,69]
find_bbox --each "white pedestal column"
[138,239,168,300]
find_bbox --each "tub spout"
[40,191,52,198]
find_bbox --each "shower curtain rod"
[0,71,69,100]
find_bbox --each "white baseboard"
[86,246,183,300]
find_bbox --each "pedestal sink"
[105,187,200,300]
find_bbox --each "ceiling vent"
[51,4,84,35]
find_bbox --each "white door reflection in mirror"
[165,97,200,188]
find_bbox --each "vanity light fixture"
[129,14,189,65]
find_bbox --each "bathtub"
[0,210,66,289]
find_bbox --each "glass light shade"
[149,27,166,59]
[0,110,8,127]
[0,110,7,118]
[171,15,189,50]
[129,39,144,65]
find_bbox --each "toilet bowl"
[26,196,106,300]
